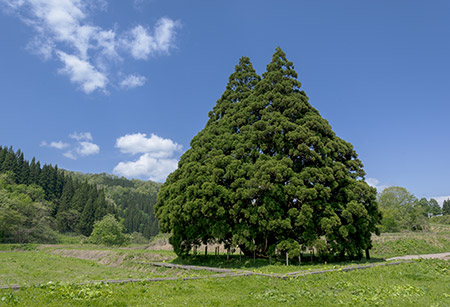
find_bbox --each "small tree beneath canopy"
[155,48,381,260]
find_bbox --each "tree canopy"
[155,48,381,260]
[376,186,439,232]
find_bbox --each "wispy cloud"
[42,131,100,159]
[76,141,100,156]
[113,132,181,181]
[122,18,180,60]
[69,132,93,142]
[57,51,108,94]
[119,74,146,89]
[1,0,180,94]
[41,140,69,150]
[366,177,389,193]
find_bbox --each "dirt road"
[387,252,450,261]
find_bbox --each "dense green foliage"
[66,172,160,238]
[0,173,58,243]
[417,197,441,216]
[430,214,450,225]
[0,146,114,242]
[89,214,128,246]
[0,146,160,243]
[443,199,450,215]
[156,48,381,261]
[377,186,440,232]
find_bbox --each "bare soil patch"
[387,252,450,261]
[50,249,174,266]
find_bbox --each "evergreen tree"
[1,147,17,179]
[156,48,381,260]
[428,199,441,216]
[77,188,97,236]
[443,199,450,215]
[29,158,40,184]
[0,146,7,169]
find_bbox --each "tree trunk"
[365,248,370,260]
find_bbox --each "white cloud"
[76,141,100,156]
[63,151,77,160]
[122,18,180,60]
[40,140,70,149]
[125,25,152,60]
[43,131,99,159]
[366,177,389,193]
[113,153,178,182]
[57,51,108,93]
[113,132,181,181]
[366,178,379,187]
[26,36,54,60]
[119,74,146,89]
[115,133,182,157]
[69,131,93,141]
[153,17,179,53]
[1,0,179,94]
[50,141,69,149]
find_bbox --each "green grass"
[1,231,450,306]
[1,259,449,306]
[0,248,208,286]
[170,253,385,275]
[372,232,450,258]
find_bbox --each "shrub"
[89,215,128,246]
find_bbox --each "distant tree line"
[377,186,442,232]
[0,146,114,242]
[0,146,161,243]
[66,172,160,238]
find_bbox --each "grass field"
[1,229,450,306]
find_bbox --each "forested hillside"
[0,146,160,243]
[66,172,161,238]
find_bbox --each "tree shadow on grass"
[170,253,386,272]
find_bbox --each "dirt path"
[386,252,450,261]
[143,260,411,279]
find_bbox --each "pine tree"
[156,48,380,260]
[1,147,17,179]
[29,158,40,184]
[0,146,7,170]
[77,188,97,236]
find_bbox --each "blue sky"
[0,0,449,202]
